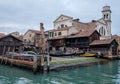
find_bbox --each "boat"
[75,52,85,56]
[80,53,95,57]
[50,52,75,57]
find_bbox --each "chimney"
[92,20,96,22]
[40,23,44,31]
[73,19,79,22]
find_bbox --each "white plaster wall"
[23,31,35,42]
[53,30,68,37]
[56,16,71,22]
[54,19,73,29]
[96,22,111,39]
[62,30,68,36]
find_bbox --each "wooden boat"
[75,52,85,56]
[50,52,75,57]
[80,53,95,57]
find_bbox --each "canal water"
[0,60,120,84]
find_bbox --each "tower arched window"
[106,14,108,19]
[104,15,106,19]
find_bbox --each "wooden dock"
[0,54,50,74]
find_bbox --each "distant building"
[49,6,111,40]
[0,33,5,37]
[0,34,23,55]
[48,6,118,57]
[9,31,20,38]
[90,39,118,57]
[23,27,48,49]
[23,29,41,46]
[112,35,120,54]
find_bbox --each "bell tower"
[102,6,111,21]
[102,6,112,39]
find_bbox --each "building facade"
[48,6,111,48]
[49,6,111,40]
[23,29,41,46]
[9,31,20,38]
[112,35,120,54]
[0,35,23,55]
[48,5,118,57]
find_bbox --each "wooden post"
[2,45,6,56]
[10,55,13,66]
[47,53,50,73]
[1,45,6,64]
[41,55,44,73]
[33,55,37,74]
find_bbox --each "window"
[65,25,67,27]
[61,24,64,28]
[72,23,74,26]
[49,32,54,37]
[24,39,26,42]
[106,14,108,19]
[58,32,62,35]
[104,15,106,19]
[54,32,57,36]
[29,34,32,37]
[99,27,105,36]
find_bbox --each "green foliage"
[50,57,101,65]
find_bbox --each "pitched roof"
[54,14,73,23]
[48,36,66,40]
[68,30,99,38]
[72,21,97,33]
[29,29,40,34]
[90,39,115,45]
[24,29,41,36]
[0,34,23,42]
[0,33,5,38]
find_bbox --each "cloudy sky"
[0,0,120,35]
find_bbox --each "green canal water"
[0,60,120,84]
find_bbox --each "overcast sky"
[0,0,120,35]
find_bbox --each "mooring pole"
[46,39,50,73]
[33,55,37,74]
[47,53,50,73]
[41,55,44,73]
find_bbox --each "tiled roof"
[90,39,114,45]
[54,14,73,23]
[68,30,98,38]
[48,36,66,40]
[24,29,41,36]
[48,26,72,32]
[0,33,5,38]
[29,29,40,34]
[73,21,97,31]
[0,34,22,42]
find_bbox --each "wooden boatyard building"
[47,6,118,57]
[90,39,118,57]
[48,30,100,49]
[0,34,23,55]
[48,29,118,57]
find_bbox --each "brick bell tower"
[40,23,46,52]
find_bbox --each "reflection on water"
[0,60,120,84]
